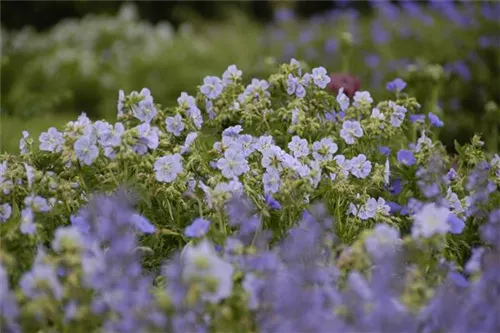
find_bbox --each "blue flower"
[409,114,426,123]
[180,132,199,155]
[265,194,282,210]
[311,67,331,89]
[52,226,83,252]
[131,213,156,234]
[428,112,444,127]
[0,203,12,223]
[447,213,465,234]
[200,76,223,99]
[74,135,99,166]
[24,195,51,212]
[386,78,407,92]
[397,149,416,166]
[379,146,391,156]
[39,127,64,153]
[185,218,211,238]
[165,114,185,137]
[154,154,183,183]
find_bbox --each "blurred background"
[1,0,499,153]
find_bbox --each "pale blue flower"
[263,167,281,194]
[187,106,203,129]
[200,76,223,99]
[133,94,157,123]
[353,91,373,108]
[222,65,242,85]
[154,154,183,183]
[117,89,125,117]
[74,135,99,166]
[237,134,256,157]
[19,131,30,155]
[180,132,199,155]
[39,127,64,153]
[261,145,285,171]
[222,125,243,137]
[288,136,309,158]
[52,226,83,252]
[340,120,363,145]
[350,154,372,179]
[256,135,275,153]
[166,114,185,137]
[311,66,331,89]
[0,203,12,223]
[133,123,160,155]
[20,208,36,235]
[24,195,51,212]
[181,240,234,304]
[336,87,350,111]
[411,203,451,238]
[371,108,385,121]
[24,163,35,188]
[217,148,250,179]
[290,58,302,76]
[389,102,407,127]
[20,262,63,300]
[177,92,196,109]
[364,224,401,259]
[312,138,338,161]
[334,155,352,178]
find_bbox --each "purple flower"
[447,214,465,234]
[154,154,183,183]
[265,194,282,210]
[428,112,444,127]
[340,120,363,145]
[353,91,373,108]
[397,149,416,166]
[185,218,211,238]
[131,214,156,234]
[386,78,407,92]
[19,130,30,155]
[336,88,350,111]
[133,123,160,155]
[409,114,426,123]
[200,76,223,99]
[379,146,391,156]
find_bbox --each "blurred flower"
[412,203,451,238]
[328,73,361,98]
[386,78,407,92]
[185,218,211,238]
[397,149,416,166]
[428,112,444,127]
